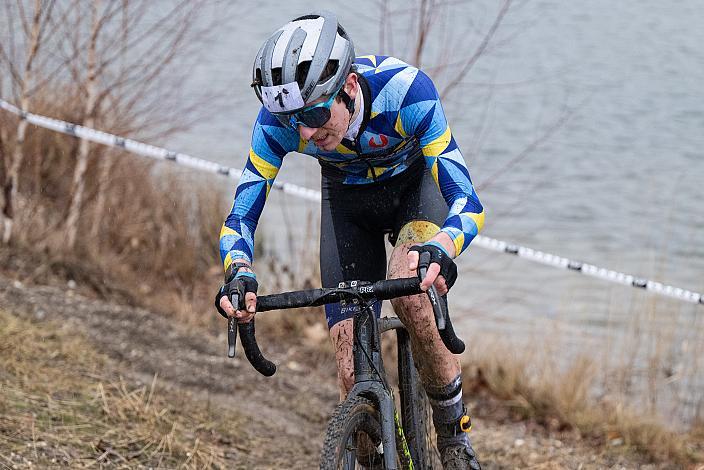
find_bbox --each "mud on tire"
[320,396,406,469]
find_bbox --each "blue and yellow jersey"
[220,55,484,271]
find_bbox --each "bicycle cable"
[351,296,392,394]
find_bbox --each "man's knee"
[330,319,355,398]
[388,242,436,337]
[388,242,416,280]
[391,294,436,341]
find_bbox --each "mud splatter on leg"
[329,318,354,400]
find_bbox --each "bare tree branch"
[440,0,512,97]
[97,0,196,71]
[0,46,24,89]
[33,0,56,49]
[31,0,93,75]
[16,0,30,40]
[3,2,22,99]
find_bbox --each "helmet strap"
[338,88,355,114]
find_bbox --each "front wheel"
[320,396,408,469]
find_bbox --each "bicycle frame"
[227,272,466,468]
[345,298,414,469]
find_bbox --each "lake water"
[165,0,704,423]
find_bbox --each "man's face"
[295,73,358,152]
[296,97,349,151]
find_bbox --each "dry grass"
[1,95,228,330]
[0,308,249,468]
[461,338,704,466]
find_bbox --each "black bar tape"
[238,320,276,376]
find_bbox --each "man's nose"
[298,125,318,140]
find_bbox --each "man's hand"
[407,242,457,295]
[215,265,258,322]
[219,287,257,322]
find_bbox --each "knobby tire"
[320,396,411,469]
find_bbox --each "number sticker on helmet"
[261,82,305,113]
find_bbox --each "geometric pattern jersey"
[220,55,485,271]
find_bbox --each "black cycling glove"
[409,243,458,290]
[214,263,258,319]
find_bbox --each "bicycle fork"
[348,382,401,469]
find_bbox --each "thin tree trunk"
[3,106,29,243]
[0,118,10,242]
[65,0,101,250]
[90,147,114,243]
[3,0,44,244]
[0,74,7,239]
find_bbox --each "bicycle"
[224,252,467,469]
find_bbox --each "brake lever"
[418,251,446,330]
[427,284,447,330]
[226,287,244,358]
[417,250,464,353]
[227,316,237,358]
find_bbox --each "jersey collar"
[344,88,364,140]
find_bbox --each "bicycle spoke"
[342,445,356,469]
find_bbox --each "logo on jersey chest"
[368,134,389,148]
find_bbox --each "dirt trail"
[0,278,675,469]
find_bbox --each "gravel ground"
[0,276,682,469]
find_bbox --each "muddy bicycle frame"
[226,253,466,468]
[347,295,423,468]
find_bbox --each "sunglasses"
[285,90,339,129]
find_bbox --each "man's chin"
[318,138,341,152]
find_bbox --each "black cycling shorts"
[320,160,448,328]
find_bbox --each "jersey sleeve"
[398,69,485,257]
[219,108,296,271]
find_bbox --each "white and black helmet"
[252,11,355,115]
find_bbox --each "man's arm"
[219,108,294,272]
[400,69,485,258]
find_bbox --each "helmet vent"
[271,67,282,86]
[319,60,339,84]
[293,14,320,21]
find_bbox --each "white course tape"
[1,98,701,305]
[0,98,320,202]
[471,237,702,305]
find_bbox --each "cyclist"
[216,11,484,470]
